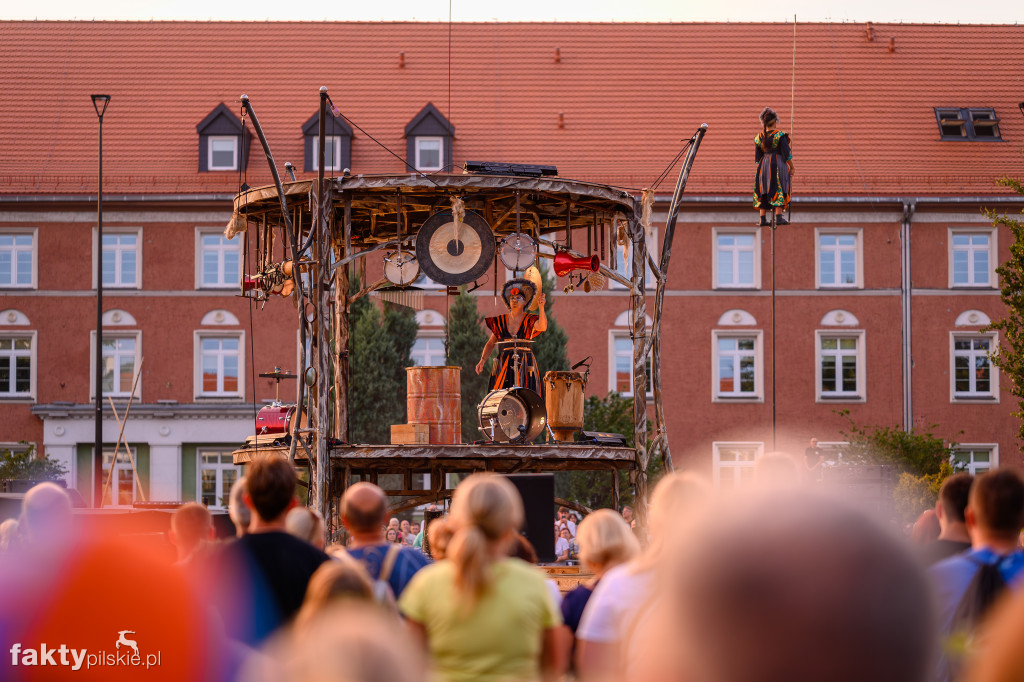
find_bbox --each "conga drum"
[406,366,462,444]
[544,371,585,442]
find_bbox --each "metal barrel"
[406,366,462,444]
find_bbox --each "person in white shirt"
[575,473,710,681]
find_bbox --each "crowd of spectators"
[5,453,1024,682]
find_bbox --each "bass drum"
[478,388,546,442]
[256,404,297,436]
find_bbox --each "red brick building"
[1,20,1022,504]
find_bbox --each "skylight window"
[934,108,1001,141]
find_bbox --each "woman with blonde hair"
[399,473,564,682]
[562,510,640,639]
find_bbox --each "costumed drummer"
[474,278,547,393]
[754,106,795,226]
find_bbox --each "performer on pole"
[475,278,547,393]
[754,107,795,226]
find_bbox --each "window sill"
[817,395,865,403]
[0,397,36,404]
[951,395,998,403]
[194,395,245,401]
[713,395,763,403]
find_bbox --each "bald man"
[341,482,429,598]
[20,482,74,549]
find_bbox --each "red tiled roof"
[1,21,1022,197]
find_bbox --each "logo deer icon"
[116,630,139,657]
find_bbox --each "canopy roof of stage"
[227,172,638,248]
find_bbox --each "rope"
[791,16,797,138]
[325,94,441,187]
[790,16,797,222]
[650,137,695,192]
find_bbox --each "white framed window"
[0,231,37,289]
[412,332,447,366]
[712,331,763,401]
[713,442,764,490]
[713,228,759,289]
[414,136,444,171]
[0,332,36,399]
[949,229,995,288]
[816,229,862,288]
[313,135,343,172]
[208,135,239,171]
[90,331,142,399]
[816,331,865,401]
[98,446,139,508]
[609,225,657,290]
[195,332,244,398]
[199,448,238,510]
[93,228,142,289]
[608,329,652,398]
[196,228,241,289]
[951,333,998,401]
[952,445,998,476]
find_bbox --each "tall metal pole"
[91,94,110,507]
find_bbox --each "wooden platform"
[233,442,636,472]
[233,442,635,515]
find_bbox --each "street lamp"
[92,94,109,507]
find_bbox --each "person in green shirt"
[400,473,566,682]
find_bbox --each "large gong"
[415,210,495,286]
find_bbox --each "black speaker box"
[505,473,556,563]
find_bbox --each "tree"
[837,410,960,522]
[894,461,956,524]
[347,279,416,444]
[0,443,68,483]
[987,175,1024,441]
[837,410,959,477]
[445,288,492,443]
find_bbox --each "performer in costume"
[754,107,795,226]
[475,278,547,393]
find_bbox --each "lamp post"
[92,94,110,507]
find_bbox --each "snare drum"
[544,371,585,442]
[256,403,297,436]
[478,388,546,442]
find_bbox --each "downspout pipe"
[901,200,916,431]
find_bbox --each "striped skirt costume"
[753,129,793,209]
[484,313,542,394]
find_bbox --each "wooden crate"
[390,423,430,445]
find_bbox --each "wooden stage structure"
[228,90,707,535]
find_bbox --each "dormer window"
[196,103,249,172]
[405,104,453,173]
[302,111,352,173]
[934,107,1001,141]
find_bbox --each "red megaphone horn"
[553,251,601,277]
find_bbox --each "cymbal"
[259,370,297,380]
[524,265,543,311]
